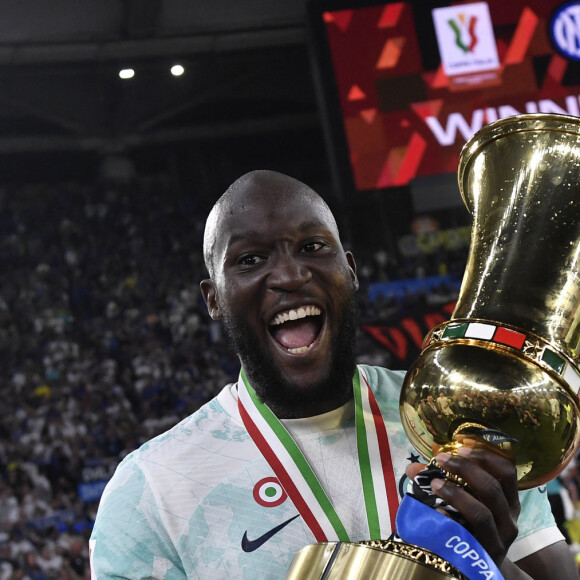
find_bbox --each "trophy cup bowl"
[287,114,580,579]
[400,113,580,488]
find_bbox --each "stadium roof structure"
[0,0,318,154]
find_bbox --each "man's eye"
[238,254,262,266]
[302,241,325,252]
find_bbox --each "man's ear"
[346,251,359,292]
[200,279,222,320]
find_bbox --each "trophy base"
[285,538,467,579]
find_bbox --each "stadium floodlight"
[119,68,135,79]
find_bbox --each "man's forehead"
[217,210,336,249]
[227,184,321,212]
[218,190,335,233]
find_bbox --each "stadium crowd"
[0,176,237,578]
[2,174,577,578]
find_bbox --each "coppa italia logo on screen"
[432,2,499,76]
[550,2,580,61]
[448,14,478,53]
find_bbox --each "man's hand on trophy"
[405,438,520,569]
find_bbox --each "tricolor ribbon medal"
[237,365,399,542]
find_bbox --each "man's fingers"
[428,474,508,560]
[453,444,520,517]
[432,450,519,559]
[404,445,520,565]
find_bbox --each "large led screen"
[309,0,580,194]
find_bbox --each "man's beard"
[222,293,359,418]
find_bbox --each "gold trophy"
[286,114,580,579]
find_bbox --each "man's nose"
[267,253,312,291]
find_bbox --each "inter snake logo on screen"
[551,2,580,61]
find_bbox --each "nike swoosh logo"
[241,514,300,552]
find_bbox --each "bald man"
[90,170,575,579]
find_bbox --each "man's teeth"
[270,305,321,326]
[288,345,312,355]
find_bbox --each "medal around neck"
[287,114,580,579]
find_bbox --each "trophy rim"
[286,540,468,580]
[457,112,580,214]
[357,539,468,579]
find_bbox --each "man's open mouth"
[269,305,324,354]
